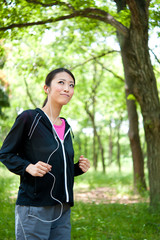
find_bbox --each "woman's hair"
[42,68,75,107]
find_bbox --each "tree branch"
[87,7,129,36]
[24,78,37,108]
[94,59,124,82]
[150,48,160,65]
[71,50,124,83]
[0,7,129,37]
[0,14,75,31]
[71,50,118,70]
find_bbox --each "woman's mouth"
[60,94,70,97]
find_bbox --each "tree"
[97,56,146,189]
[114,0,160,207]
[0,0,160,207]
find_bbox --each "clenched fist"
[79,155,90,173]
[25,161,52,177]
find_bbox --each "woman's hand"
[79,155,90,173]
[25,161,52,177]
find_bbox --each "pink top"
[54,118,65,140]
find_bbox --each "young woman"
[0,68,90,240]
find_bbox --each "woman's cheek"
[70,89,74,97]
[56,86,63,92]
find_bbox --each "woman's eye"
[70,84,75,88]
[58,81,64,84]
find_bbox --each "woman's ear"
[44,85,49,94]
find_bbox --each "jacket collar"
[35,108,70,133]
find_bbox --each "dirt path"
[74,187,148,204]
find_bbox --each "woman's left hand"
[79,155,90,173]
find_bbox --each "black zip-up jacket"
[0,108,83,207]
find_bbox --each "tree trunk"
[96,132,106,173]
[117,0,160,206]
[93,125,98,170]
[84,135,88,158]
[126,94,146,191]
[108,120,113,165]
[116,119,121,172]
[115,0,147,193]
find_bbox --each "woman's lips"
[60,94,70,97]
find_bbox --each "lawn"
[0,164,160,240]
[71,202,160,240]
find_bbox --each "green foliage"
[113,8,131,28]
[127,94,136,101]
[149,2,160,29]
[68,0,96,9]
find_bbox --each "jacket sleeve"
[74,162,84,176]
[0,111,31,176]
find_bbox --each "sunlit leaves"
[114,9,131,28]
[149,2,160,29]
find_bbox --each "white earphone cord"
[28,104,63,223]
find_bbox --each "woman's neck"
[41,102,62,125]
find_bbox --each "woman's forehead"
[53,72,74,82]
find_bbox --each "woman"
[0,68,90,240]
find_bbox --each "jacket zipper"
[61,140,69,202]
[39,111,71,202]
[60,128,70,202]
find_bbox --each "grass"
[0,163,160,240]
[0,166,18,240]
[71,202,160,240]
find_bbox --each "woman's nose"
[64,84,69,92]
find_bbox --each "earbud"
[47,89,49,93]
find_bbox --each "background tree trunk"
[116,119,122,172]
[93,123,98,170]
[126,94,146,191]
[117,0,160,206]
[96,131,105,173]
[108,120,113,166]
[115,0,147,192]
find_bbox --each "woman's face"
[47,72,75,106]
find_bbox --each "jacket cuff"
[74,162,84,176]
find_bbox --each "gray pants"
[15,204,71,240]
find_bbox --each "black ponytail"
[42,96,48,108]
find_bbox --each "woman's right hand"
[25,161,52,177]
